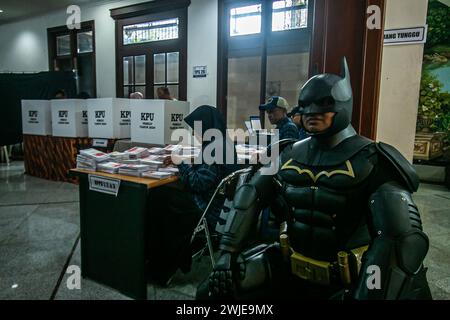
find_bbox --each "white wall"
[187,0,218,110]
[376,0,429,161]
[0,0,218,105]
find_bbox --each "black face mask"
[298,57,353,137]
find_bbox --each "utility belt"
[279,223,368,286]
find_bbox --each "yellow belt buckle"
[290,252,331,285]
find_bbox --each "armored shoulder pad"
[376,142,420,192]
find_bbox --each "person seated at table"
[54,89,67,99]
[157,86,176,100]
[147,105,239,286]
[129,91,144,99]
[259,96,299,140]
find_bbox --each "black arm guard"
[219,171,276,253]
[353,182,431,300]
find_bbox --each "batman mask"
[298,57,353,137]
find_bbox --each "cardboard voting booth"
[21,100,52,136]
[51,99,88,137]
[130,99,190,145]
[87,98,131,139]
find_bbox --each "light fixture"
[0,9,4,13]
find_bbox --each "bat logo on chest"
[281,159,355,183]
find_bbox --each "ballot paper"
[118,164,151,177]
[147,147,166,155]
[124,147,150,159]
[76,154,96,166]
[80,148,110,162]
[120,159,141,164]
[139,155,164,171]
[108,151,129,162]
[142,171,174,180]
[97,162,124,174]
[76,162,97,171]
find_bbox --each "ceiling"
[0,0,110,25]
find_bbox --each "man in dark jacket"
[259,96,299,141]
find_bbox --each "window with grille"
[272,0,308,32]
[123,18,179,45]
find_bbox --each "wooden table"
[70,169,178,299]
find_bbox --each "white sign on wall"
[384,26,428,46]
[193,66,207,78]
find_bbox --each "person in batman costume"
[197,58,432,300]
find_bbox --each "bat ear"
[331,57,352,101]
[340,56,350,83]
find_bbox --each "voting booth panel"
[130,100,190,145]
[21,100,52,136]
[51,99,88,137]
[87,98,131,139]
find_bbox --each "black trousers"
[147,183,202,285]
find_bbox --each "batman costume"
[198,58,432,300]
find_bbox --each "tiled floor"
[0,161,449,300]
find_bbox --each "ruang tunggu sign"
[384,26,428,46]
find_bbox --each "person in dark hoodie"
[178,105,239,228]
[148,105,239,286]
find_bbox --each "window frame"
[111,0,189,100]
[218,0,314,127]
[47,20,97,98]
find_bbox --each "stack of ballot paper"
[120,159,141,164]
[118,164,151,177]
[124,147,150,159]
[147,147,166,155]
[76,155,97,171]
[108,151,129,162]
[142,171,174,180]
[140,155,164,169]
[97,162,124,174]
[77,148,110,171]
[80,148,110,162]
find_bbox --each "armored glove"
[208,252,245,298]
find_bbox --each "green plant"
[435,92,450,146]
[426,0,450,48]
[418,72,443,121]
